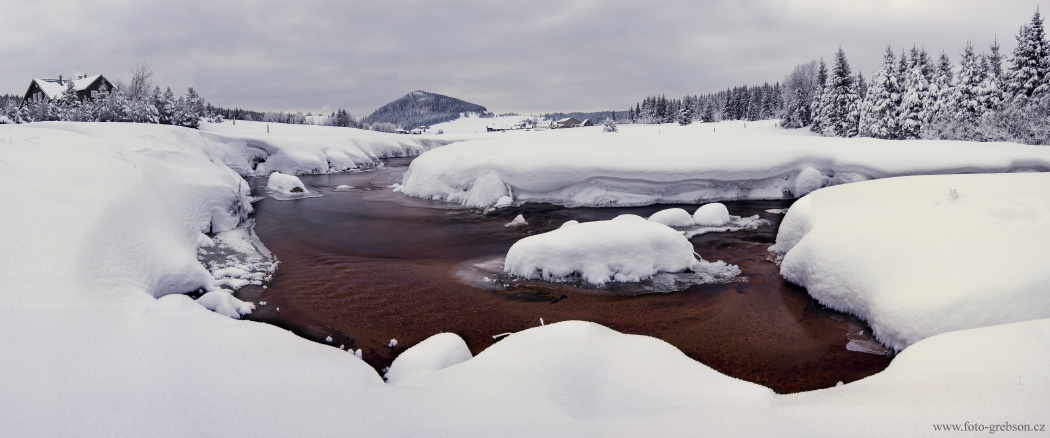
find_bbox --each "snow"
[504,214,527,227]
[333,184,354,191]
[1,120,1048,436]
[503,214,738,285]
[692,202,731,226]
[196,290,255,318]
[267,171,307,194]
[647,208,695,227]
[427,113,537,135]
[384,333,473,385]
[398,120,1050,208]
[770,172,1050,351]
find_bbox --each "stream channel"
[233,156,893,394]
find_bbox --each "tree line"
[625,83,784,125]
[784,8,1048,145]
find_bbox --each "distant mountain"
[363,90,488,128]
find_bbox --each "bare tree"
[128,61,155,103]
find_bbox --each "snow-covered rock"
[504,214,719,285]
[647,208,695,227]
[267,171,308,194]
[504,214,527,227]
[385,333,473,385]
[692,203,731,226]
[771,172,1050,351]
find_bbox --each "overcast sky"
[2,0,1047,117]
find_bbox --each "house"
[579,119,593,127]
[553,117,580,129]
[21,74,114,107]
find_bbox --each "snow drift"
[770,172,1050,351]
[398,120,1050,208]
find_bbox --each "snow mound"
[504,214,737,286]
[692,203,730,226]
[333,184,354,191]
[267,172,307,194]
[385,333,473,385]
[793,167,826,197]
[770,173,1050,351]
[504,214,527,227]
[196,289,255,319]
[647,208,695,227]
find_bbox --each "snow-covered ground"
[770,172,1050,351]
[428,113,539,134]
[398,120,1050,208]
[1,120,1048,436]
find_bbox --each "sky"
[2,0,1047,117]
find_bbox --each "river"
[233,157,892,394]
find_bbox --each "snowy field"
[1,120,1048,436]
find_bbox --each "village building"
[21,74,114,107]
[553,117,581,129]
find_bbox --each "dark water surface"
[235,157,892,394]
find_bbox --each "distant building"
[21,74,114,107]
[553,117,581,129]
[579,119,593,127]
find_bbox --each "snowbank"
[399,120,1050,207]
[504,214,739,285]
[770,172,1050,351]
[200,119,462,176]
[647,208,695,227]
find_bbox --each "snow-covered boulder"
[385,333,473,385]
[693,203,730,226]
[504,215,702,285]
[267,172,307,194]
[771,172,1050,351]
[196,290,256,319]
[648,208,695,227]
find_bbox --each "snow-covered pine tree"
[859,46,901,139]
[946,42,985,140]
[922,51,958,139]
[677,105,693,125]
[977,53,1004,115]
[810,58,829,133]
[157,87,176,125]
[819,48,860,137]
[897,46,932,139]
[1004,9,1049,102]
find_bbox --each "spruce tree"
[820,48,860,137]
[810,58,829,133]
[859,46,901,139]
[1005,9,1049,101]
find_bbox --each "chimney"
[58,75,63,85]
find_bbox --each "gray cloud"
[2,0,1046,117]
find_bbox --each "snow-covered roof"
[30,75,103,100]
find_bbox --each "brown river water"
[234,157,892,394]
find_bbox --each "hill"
[363,90,488,128]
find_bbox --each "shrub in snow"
[692,203,730,226]
[196,290,255,319]
[602,118,618,133]
[647,208,695,227]
[266,172,307,194]
[384,333,473,385]
[504,215,702,285]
